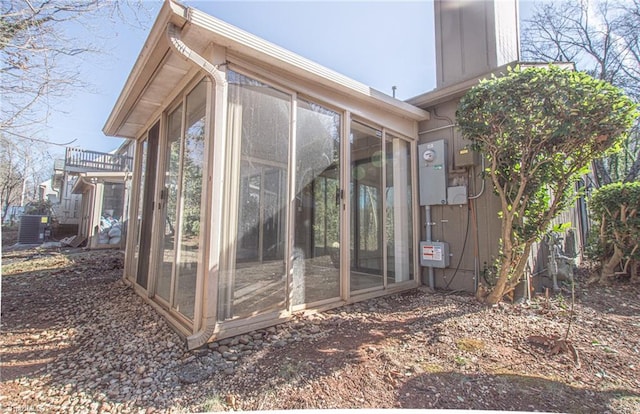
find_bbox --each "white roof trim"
[71,172,127,194]
[103,0,188,137]
[407,61,576,109]
[186,6,428,120]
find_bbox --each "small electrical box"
[419,241,450,268]
[447,185,468,205]
[455,144,480,167]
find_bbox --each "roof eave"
[103,0,188,138]
[407,61,575,109]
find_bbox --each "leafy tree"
[457,65,637,304]
[587,182,640,283]
[181,122,204,237]
[521,0,640,185]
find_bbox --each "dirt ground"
[1,226,18,247]
[1,243,639,413]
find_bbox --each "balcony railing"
[53,159,65,171]
[64,148,133,173]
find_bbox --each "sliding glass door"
[350,121,414,292]
[221,71,291,320]
[292,99,342,306]
[220,71,348,319]
[136,122,159,289]
[154,79,207,321]
[217,69,416,321]
[350,121,384,291]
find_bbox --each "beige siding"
[417,97,583,294]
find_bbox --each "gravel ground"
[1,247,639,413]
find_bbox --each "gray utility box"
[419,241,450,268]
[447,185,468,205]
[418,140,448,206]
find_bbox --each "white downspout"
[167,23,225,83]
[83,178,98,248]
[166,22,228,349]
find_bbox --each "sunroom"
[104,0,429,349]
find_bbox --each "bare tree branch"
[0,0,151,144]
[0,134,53,221]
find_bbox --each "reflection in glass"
[292,100,341,305]
[136,123,159,289]
[386,136,414,285]
[175,80,207,320]
[350,121,384,291]
[157,104,182,303]
[153,80,207,321]
[101,182,125,221]
[222,71,290,319]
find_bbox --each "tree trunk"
[592,158,612,188]
[479,243,533,305]
[482,214,517,304]
[624,149,640,183]
[600,245,624,283]
[482,263,513,304]
[631,260,639,283]
[478,210,520,304]
[1,200,9,222]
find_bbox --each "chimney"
[434,0,520,88]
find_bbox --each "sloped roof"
[104,0,429,139]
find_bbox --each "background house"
[51,141,134,247]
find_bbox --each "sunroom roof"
[103,0,429,139]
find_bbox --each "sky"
[40,0,535,156]
[40,0,434,155]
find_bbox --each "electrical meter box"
[418,140,448,206]
[419,241,450,268]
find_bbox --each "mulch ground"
[1,244,639,413]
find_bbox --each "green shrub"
[456,65,638,302]
[588,182,640,282]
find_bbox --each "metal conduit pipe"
[468,156,486,292]
[467,156,486,200]
[418,123,455,135]
[166,22,228,349]
[425,205,435,289]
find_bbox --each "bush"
[587,182,640,282]
[23,200,53,215]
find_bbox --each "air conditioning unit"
[18,215,49,244]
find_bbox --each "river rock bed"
[2,247,639,413]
